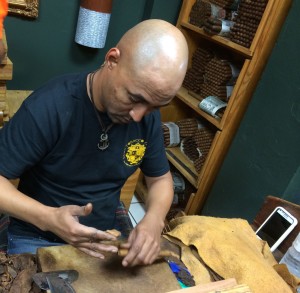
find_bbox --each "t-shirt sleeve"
[0,101,54,179]
[139,111,170,177]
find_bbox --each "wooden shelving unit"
[136,0,292,215]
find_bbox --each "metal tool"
[32,269,78,293]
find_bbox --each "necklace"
[89,70,114,151]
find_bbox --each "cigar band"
[199,96,227,117]
[226,85,234,99]
[220,20,234,36]
[227,63,240,85]
[164,122,180,147]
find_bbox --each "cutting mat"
[37,245,181,293]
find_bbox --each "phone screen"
[256,210,293,247]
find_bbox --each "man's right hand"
[44,203,119,259]
[0,176,118,259]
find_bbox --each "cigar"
[118,248,179,259]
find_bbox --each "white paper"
[164,122,180,147]
[199,96,227,118]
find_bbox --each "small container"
[280,232,300,279]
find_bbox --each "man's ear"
[105,47,120,69]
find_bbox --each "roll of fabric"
[75,0,113,48]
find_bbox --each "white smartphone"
[256,206,298,252]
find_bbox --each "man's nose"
[129,104,150,122]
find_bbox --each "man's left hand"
[120,213,164,267]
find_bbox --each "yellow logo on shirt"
[124,139,147,166]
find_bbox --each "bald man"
[0,19,188,267]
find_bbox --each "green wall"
[4,0,182,89]
[201,0,300,221]
[4,0,300,221]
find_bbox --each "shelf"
[180,22,253,59]
[166,148,198,188]
[176,87,222,130]
[135,0,292,215]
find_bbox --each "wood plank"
[249,0,275,53]
[166,148,198,188]
[6,90,32,117]
[0,82,6,101]
[160,98,194,122]
[0,101,6,109]
[0,29,8,65]
[0,58,13,80]
[176,87,222,130]
[180,22,253,58]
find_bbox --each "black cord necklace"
[89,70,114,151]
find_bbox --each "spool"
[75,0,113,49]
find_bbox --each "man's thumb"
[82,202,93,216]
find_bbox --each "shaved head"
[116,19,189,96]
[94,19,188,123]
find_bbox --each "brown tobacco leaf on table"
[10,267,37,293]
[0,252,41,293]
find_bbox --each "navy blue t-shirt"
[0,72,169,242]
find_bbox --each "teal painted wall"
[201,0,300,221]
[4,0,181,89]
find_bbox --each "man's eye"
[129,96,139,103]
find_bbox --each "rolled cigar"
[118,248,179,259]
[106,229,121,237]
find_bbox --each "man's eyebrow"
[129,92,171,107]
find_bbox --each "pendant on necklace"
[98,133,109,150]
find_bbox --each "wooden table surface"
[37,245,181,293]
